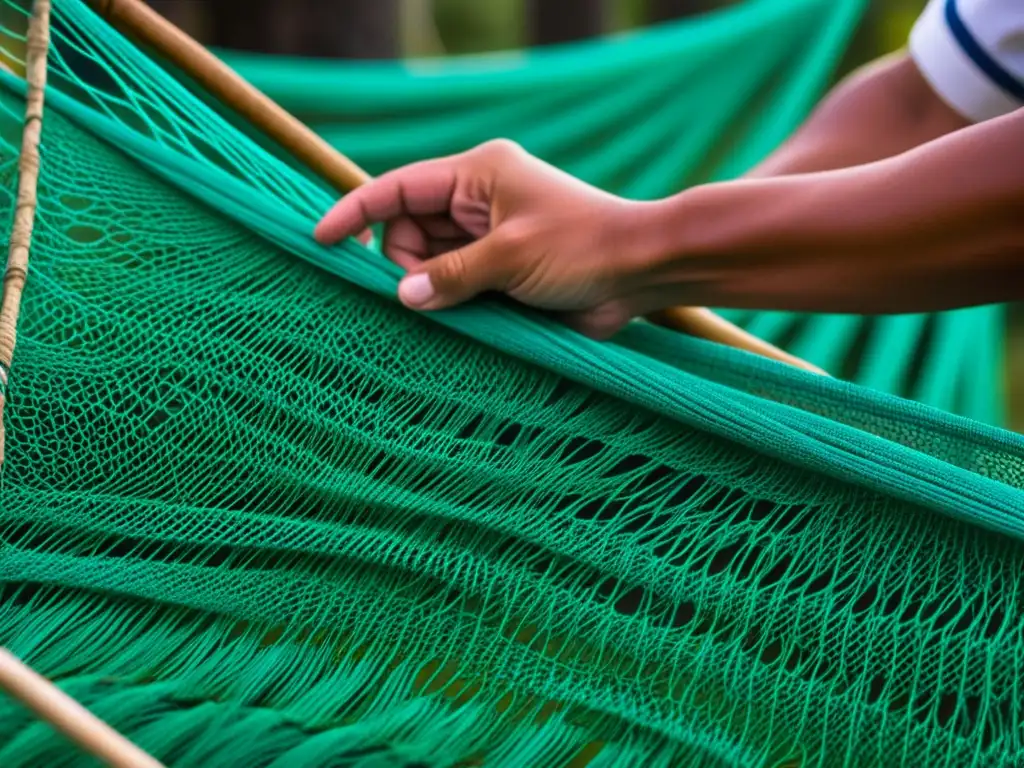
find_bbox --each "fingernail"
[399,273,434,307]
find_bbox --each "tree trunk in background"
[527,0,605,45]
[205,0,276,51]
[292,0,401,58]
[146,1,209,40]
[649,0,722,22]
[205,0,400,58]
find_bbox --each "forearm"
[745,52,968,178]
[635,108,1024,314]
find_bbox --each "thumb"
[397,237,512,311]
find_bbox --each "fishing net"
[1,0,1024,766]
[219,0,1005,425]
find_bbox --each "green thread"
[0,1,1021,766]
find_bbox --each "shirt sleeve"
[909,0,1024,123]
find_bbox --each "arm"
[634,107,1024,315]
[314,110,1022,338]
[315,6,1023,338]
[744,52,969,178]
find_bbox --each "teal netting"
[1,1,1024,767]
[218,0,1005,425]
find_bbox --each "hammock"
[220,0,1006,426]
[1,0,1024,766]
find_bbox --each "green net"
[218,0,1005,426]
[1,1,1024,766]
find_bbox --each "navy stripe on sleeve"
[945,0,1024,101]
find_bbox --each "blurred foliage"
[878,0,929,51]
[431,0,662,55]
[433,0,523,54]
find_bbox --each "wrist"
[622,181,786,309]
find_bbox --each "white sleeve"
[909,0,1024,123]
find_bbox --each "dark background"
[146,0,927,71]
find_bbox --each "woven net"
[1,1,1024,766]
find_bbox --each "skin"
[314,52,1023,340]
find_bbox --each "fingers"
[380,216,474,272]
[313,158,459,244]
[414,214,472,241]
[380,217,430,272]
[397,236,516,311]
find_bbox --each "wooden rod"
[0,648,166,768]
[87,0,822,374]
[648,307,827,375]
[0,0,50,466]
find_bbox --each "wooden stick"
[0,0,50,466]
[648,307,827,375]
[0,648,166,768]
[88,0,821,374]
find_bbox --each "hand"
[314,139,661,339]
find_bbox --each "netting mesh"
[2,1,1024,766]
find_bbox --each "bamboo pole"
[87,0,822,375]
[0,649,165,768]
[649,307,827,375]
[0,0,50,466]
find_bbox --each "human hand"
[314,140,664,339]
